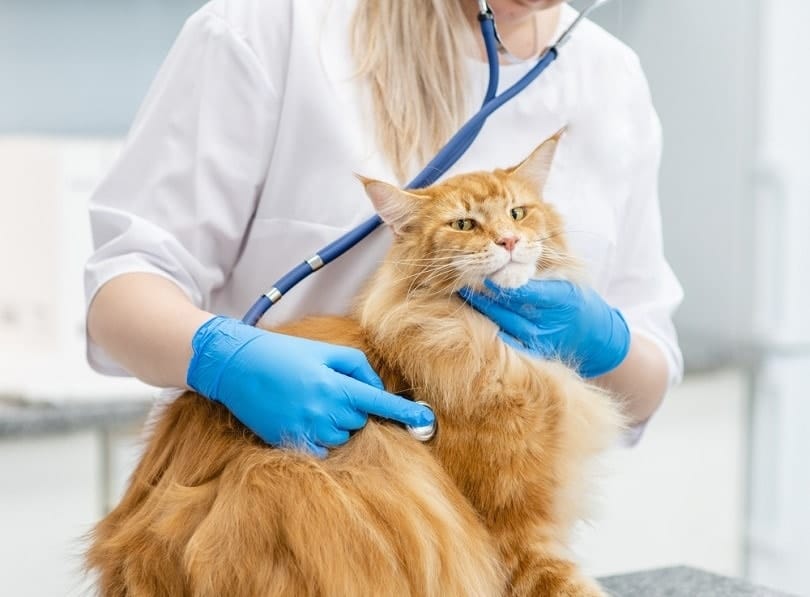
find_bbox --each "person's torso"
[209,0,642,326]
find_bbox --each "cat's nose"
[497,236,519,252]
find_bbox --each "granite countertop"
[599,566,795,596]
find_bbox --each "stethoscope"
[241,0,615,441]
[242,0,613,327]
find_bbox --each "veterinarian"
[85,0,683,454]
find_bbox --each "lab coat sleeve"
[84,6,281,375]
[603,55,685,438]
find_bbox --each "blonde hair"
[351,0,475,184]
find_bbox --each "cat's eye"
[510,207,527,221]
[450,219,476,231]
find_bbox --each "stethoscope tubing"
[242,7,570,326]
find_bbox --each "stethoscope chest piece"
[407,401,437,442]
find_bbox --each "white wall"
[0,0,205,135]
[0,137,150,401]
[576,370,747,578]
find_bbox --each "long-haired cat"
[86,132,624,596]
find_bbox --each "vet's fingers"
[315,427,351,448]
[460,288,537,341]
[485,278,577,307]
[326,347,386,390]
[333,408,369,431]
[344,377,434,427]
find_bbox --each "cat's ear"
[510,127,565,190]
[356,175,420,234]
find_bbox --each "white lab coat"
[85,0,684,393]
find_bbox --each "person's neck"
[464,4,562,63]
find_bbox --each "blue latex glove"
[458,280,630,378]
[186,316,434,457]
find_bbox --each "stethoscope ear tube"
[242,1,614,327]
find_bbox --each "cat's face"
[361,132,567,291]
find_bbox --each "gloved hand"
[186,316,434,457]
[458,280,630,378]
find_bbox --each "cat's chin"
[487,263,535,289]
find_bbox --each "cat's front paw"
[510,561,606,597]
[556,575,607,597]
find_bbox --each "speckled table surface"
[598,566,796,596]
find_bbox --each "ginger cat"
[86,132,624,596]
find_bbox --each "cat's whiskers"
[394,246,471,260]
[403,260,465,298]
[386,250,462,278]
[447,282,476,318]
[410,268,459,298]
[396,385,425,397]
[538,246,574,270]
[392,260,452,278]
[387,248,470,284]
[392,262,459,302]
[388,254,463,267]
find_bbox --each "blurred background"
[1,0,808,594]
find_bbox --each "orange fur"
[86,134,624,596]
